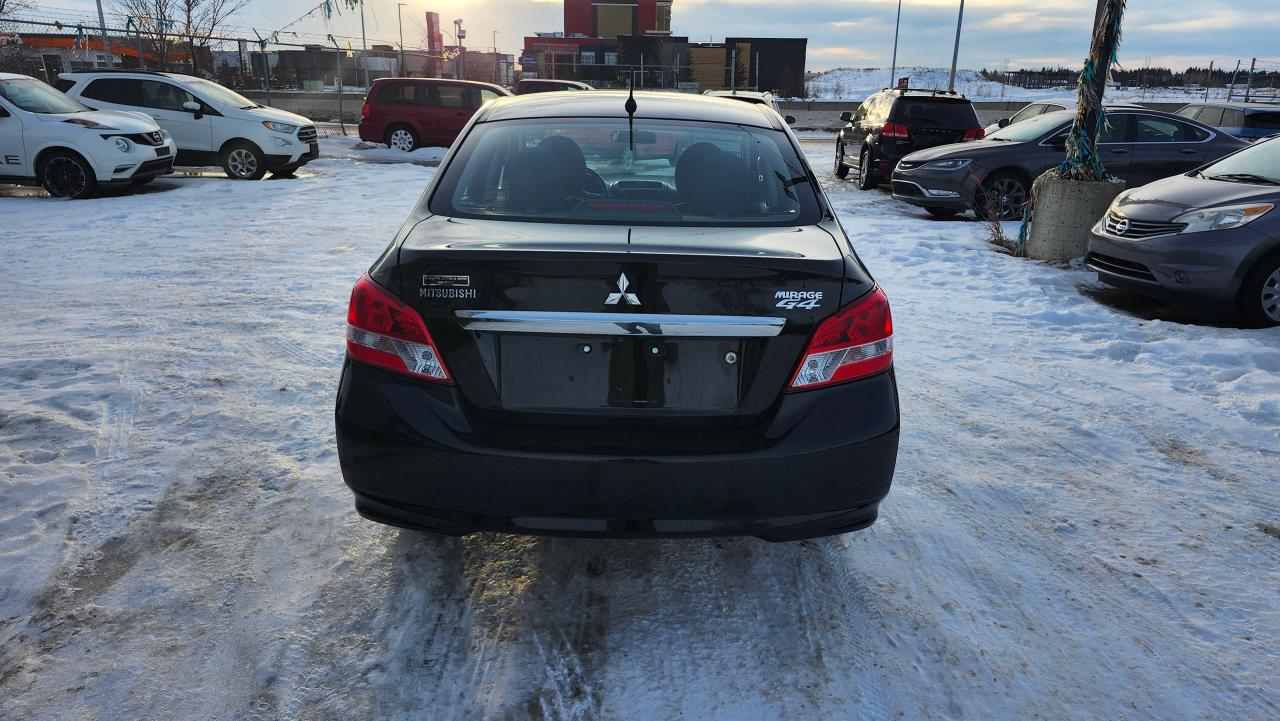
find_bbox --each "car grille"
[1103,211,1185,239]
[115,132,164,146]
[1085,252,1157,282]
[136,157,174,176]
[891,180,924,198]
[297,126,318,143]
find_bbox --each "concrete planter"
[1024,176,1125,262]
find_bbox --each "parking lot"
[0,136,1277,720]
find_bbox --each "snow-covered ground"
[0,140,1277,720]
[805,66,1265,103]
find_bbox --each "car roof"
[478,90,782,129]
[1180,101,1280,111]
[0,72,33,81]
[883,88,970,101]
[705,90,773,99]
[59,69,201,82]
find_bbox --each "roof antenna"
[625,70,638,156]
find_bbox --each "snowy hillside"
[805,66,1246,103]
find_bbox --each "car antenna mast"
[625,70,638,156]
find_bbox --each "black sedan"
[891,108,1248,219]
[335,91,900,541]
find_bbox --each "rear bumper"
[335,359,900,540]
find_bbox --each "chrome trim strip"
[455,310,786,337]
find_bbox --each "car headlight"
[112,136,133,153]
[160,129,172,140]
[263,121,298,134]
[925,159,971,170]
[1175,203,1273,234]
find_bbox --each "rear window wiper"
[1207,173,1280,186]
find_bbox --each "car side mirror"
[998,118,1010,128]
[785,115,796,125]
[839,111,853,123]
[182,100,203,117]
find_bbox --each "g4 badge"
[775,290,823,310]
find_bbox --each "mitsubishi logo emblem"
[605,273,641,306]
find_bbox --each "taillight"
[360,98,370,119]
[346,275,451,383]
[962,127,985,141]
[789,287,893,392]
[881,122,909,139]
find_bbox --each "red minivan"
[358,78,511,151]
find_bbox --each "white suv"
[57,71,318,180]
[0,73,177,199]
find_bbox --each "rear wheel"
[857,148,877,191]
[222,141,267,180]
[386,125,418,152]
[925,206,958,218]
[39,151,97,199]
[834,142,850,179]
[977,172,1028,221]
[1237,252,1280,327]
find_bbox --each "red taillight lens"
[881,122,910,139]
[962,127,985,141]
[346,275,451,383]
[789,287,893,392]
[360,99,370,119]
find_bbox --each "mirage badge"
[775,290,823,310]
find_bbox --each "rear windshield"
[429,118,821,226]
[891,99,979,128]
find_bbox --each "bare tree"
[176,0,251,74]
[0,0,36,18]
[111,0,176,68]
[112,0,248,74]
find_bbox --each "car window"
[987,110,1071,142]
[82,78,144,106]
[479,89,503,107]
[430,118,821,227]
[1245,112,1280,131]
[53,78,75,93]
[377,82,418,103]
[426,85,466,108]
[138,80,197,111]
[184,78,255,109]
[1133,116,1205,143]
[1098,114,1130,143]
[891,99,978,128]
[1196,107,1225,126]
[1222,109,1245,128]
[1008,104,1045,124]
[1175,106,1200,119]
[0,77,90,114]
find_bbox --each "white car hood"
[222,104,311,126]
[36,109,160,133]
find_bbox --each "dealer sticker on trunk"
[421,275,477,300]
[775,290,823,310]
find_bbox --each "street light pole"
[947,0,965,92]
[889,0,902,88]
[492,30,500,83]
[358,0,370,88]
[397,3,407,76]
[93,0,113,68]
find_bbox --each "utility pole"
[93,0,112,67]
[947,0,965,92]
[1244,57,1257,102]
[1227,59,1241,100]
[329,35,346,135]
[492,30,500,84]
[730,47,736,90]
[889,0,902,88]
[397,3,407,76]
[359,0,370,88]
[1205,60,1213,102]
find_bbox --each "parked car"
[335,91,900,541]
[891,108,1249,219]
[57,70,316,180]
[984,101,1068,136]
[359,78,511,151]
[702,89,794,123]
[835,88,984,190]
[0,73,176,199]
[513,79,594,94]
[1087,135,1280,326]
[1175,102,1280,140]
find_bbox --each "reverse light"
[1174,203,1273,234]
[262,120,299,134]
[346,275,451,383]
[881,122,910,139]
[790,287,893,392]
[962,127,986,141]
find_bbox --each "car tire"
[857,148,877,191]
[222,141,267,180]
[834,142,850,179]
[39,150,98,200]
[1236,251,1280,328]
[386,124,419,152]
[925,206,958,218]
[977,171,1029,221]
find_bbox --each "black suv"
[835,88,984,190]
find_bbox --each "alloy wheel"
[989,177,1027,221]
[389,129,416,152]
[835,145,844,172]
[858,154,868,184]
[227,149,258,178]
[1262,267,1280,324]
[44,157,87,198]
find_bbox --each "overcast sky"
[40,0,1280,72]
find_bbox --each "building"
[0,33,198,80]
[564,0,672,38]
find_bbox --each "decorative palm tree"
[1058,0,1127,181]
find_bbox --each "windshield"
[0,78,89,114]
[186,78,257,109]
[1202,136,1280,184]
[429,118,821,226]
[985,110,1070,142]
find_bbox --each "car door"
[1126,114,1208,186]
[423,83,472,146]
[1095,113,1135,182]
[0,97,28,178]
[136,80,213,153]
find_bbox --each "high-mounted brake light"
[360,98,371,120]
[789,287,893,391]
[346,275,451,383]
[962,127,985,141]
[881,122,910,139]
